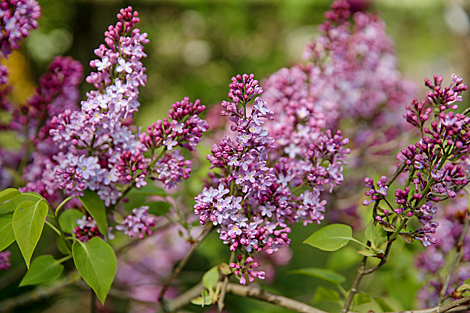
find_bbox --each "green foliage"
[19,255,64,286]
[78,189,108,238]
[304,224,353,251]
[202,266,219,290]
[72,237,117,305]
[0,214,15,251]
[58,209,84,233]
[0,192,44,215]
[289,267,346,285]
[312,286,341,305]
[12,198,49,268]
[146,201,171,216]
[0,188,20,205]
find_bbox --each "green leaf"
[57,236,69,255]
[146,201,171,216]
[131,184,166,196]
[0,192,43,215]
[289,268,346,284]
[354,293,372,306]
[59,209,84,233]
[79,189,108,238]
[312,286,340,304]
[202,266,219,290]
[304,224,353,251]
[457,283,470,292]
[0,214,15,251]
[356,249,379,257]
[0,188,20,205]
[19,255,64,286]
[372,297,394,312]
[72,237,117,305]
[365,223,387,248]
[13,200,49,268]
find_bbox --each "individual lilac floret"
[0,0,41,58]
[73,216,102,243]
[115,206,156,239]
[230,255,266,285]
[0,251,10,270]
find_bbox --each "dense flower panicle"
[365,75,469,247]
[0,0,41,58]
[195,73,348,280]
[0,251,10,270]
[115,206,156,239]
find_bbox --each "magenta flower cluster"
[364,75,469,247]
[0,0,40,58]
[230,255,266,285]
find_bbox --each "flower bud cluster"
[0,0,40,58]
[115,206,156,239]
[73,216,103,243]
[364,75,469,247]
[230,255,266,285]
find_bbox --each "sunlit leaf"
[202,266,219,290]
[0,192,43,215]
[12,200,49,268]
[59,209,84,233]
[304,224,353,251]
[79,189,108,238]
[0,214,15,251]
[19,255,64,286]
[72,237,116,304]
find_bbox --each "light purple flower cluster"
[230,255,265,285]
[0,0,40,58]
[364,75,469,247]
[414,201,470,308]
[115,206,156,239]
[0,250,10,270]
[195,74,348,284]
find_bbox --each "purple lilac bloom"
[115,206,156,239]
[195,73,349,284]
[0,0,41,58]
[0,251,10,270]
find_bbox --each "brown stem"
[438,210,470,305]
[217,251,235,313]
[342,252,368,313]
[431,295,470,313]
[158,225,213,310]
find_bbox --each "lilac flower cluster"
[195,74,349,283]
[73,216,103,243]
[230,255,266,285]
[363,75,469,247]
[414,200,470,308]
[0,0,40,58]
[260,0,415,228]
[115,206,156,239]
[0,56,83,195]
[0,250,10,270]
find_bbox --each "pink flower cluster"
[230,255,265,285]
[0,250,10,270]
[0,0,40,58]
[115,206,156,239]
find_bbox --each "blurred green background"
[2,0,470,312]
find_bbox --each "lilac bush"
[2,0,470,312]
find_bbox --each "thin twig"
[431,295,470,313]
[362,241,393,275]
[158,225,213,310]
[341,250,368,313]
[438,210,470,305]
[217,251,235,312]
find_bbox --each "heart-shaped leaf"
[304,224,353,251]
[79,189,108,238]
[0,214,15,251]
[13,200,49,268]
[0,192,43,215]
[0,188,20,205]
[72,237,116,304]
[289,267,346,284]
[19,255,64,286]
